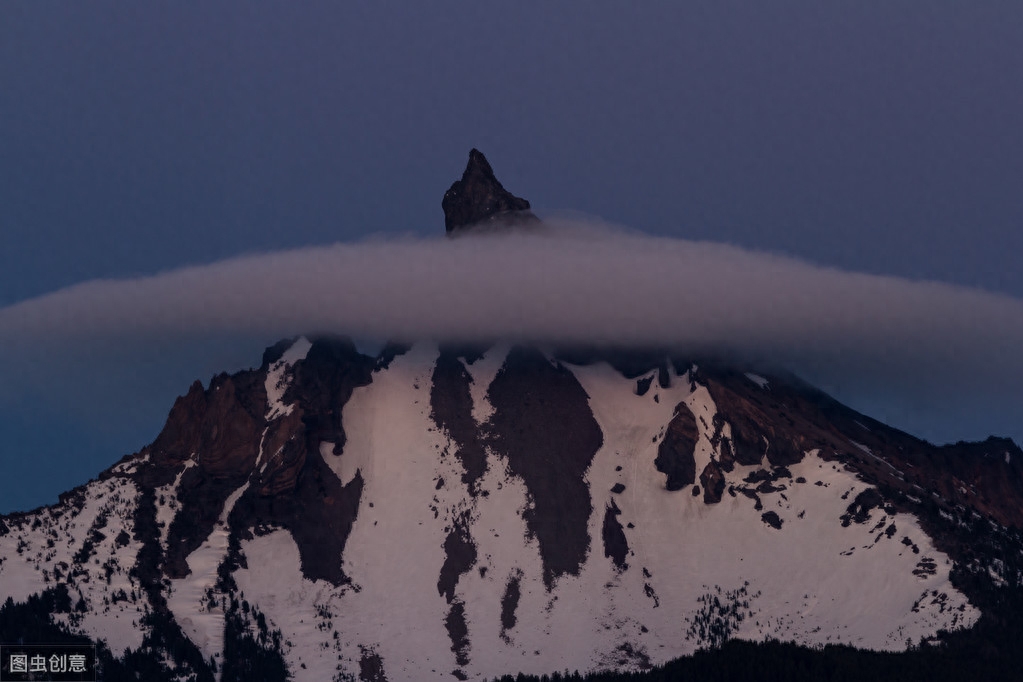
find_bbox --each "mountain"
[2,152,1022,681]
[442,149,539,234]
[2,338,1022,681]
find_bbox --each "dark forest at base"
[5,580,1023,681]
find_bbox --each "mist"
[1,220,1022,491]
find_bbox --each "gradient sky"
[1,2,1021,513]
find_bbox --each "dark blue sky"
[2,2,1022,512]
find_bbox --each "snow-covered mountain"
[2,336,1021,681]
[3,152,1022,680]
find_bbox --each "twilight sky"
[1,2,1021,513]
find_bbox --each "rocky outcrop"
[700,461,726,504]
[485,346,603,589]
[654,403,698,491]
[152,370,267,578]
[602,500,629,570]
[695,363,1023,529]
[431,347,489,489]
[442,149,538,234]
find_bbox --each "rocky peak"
[442,148,538,234]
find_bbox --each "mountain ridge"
[3,335,1021,680]
[3,153,1021,680]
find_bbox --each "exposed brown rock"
[255,409,306,496]
[156,370,267,578]
[697,362,1023,528]
[142,335,379,584]
[146,381,207,478]
[197,374,265,478]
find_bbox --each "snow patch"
[166,481,250,669]
[265,336,312,420]
[0,476,148,656]
[849,440,872,455]
[155,460,196,551]
[566,361,977,664]
[744,373,769,389]
[462,343,510,425]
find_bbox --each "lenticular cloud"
[3,218,1023,449]
[2,219,1023,394]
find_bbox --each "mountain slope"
[1,337,1021,681]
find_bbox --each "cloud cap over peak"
[1,219,1022,446]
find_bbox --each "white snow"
[0,476,148,656]
[255,336,312,473]
[264,337,312,421]
[461,343,509,425]
[744,373,769,389]
[849,440,872,455]
[239,348,976,680]
[166,481,250,672]
[239,343,459,680]
[565,360,976,662]
[155,459,196,551]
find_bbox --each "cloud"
[1,219,1022,445]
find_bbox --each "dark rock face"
[438,511,477,603]
[654,403,698,491]
[696,362,1023,529]
[438,510,478,670]
[700,461,726,504]
[445,601,470,667]
[144,336,378,586]
[358,649,386,682]
[288,336,375,458]
[431,348,488,489]
[233,337,375,586]
[254,409,306,496]
[841,488,885,527]
[146,372,265,485]
[154,371,267,579]
[927,437,1023,528]
[234,458,364,587]
[602,500,629,570]
[761,511,783,529]
[499,570,523,638]
[485,346,603,589]
[442,149,538,234]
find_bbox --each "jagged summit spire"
[442,148,538,234]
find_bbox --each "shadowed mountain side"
[484,346,604,589]
[442,149,539,234]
